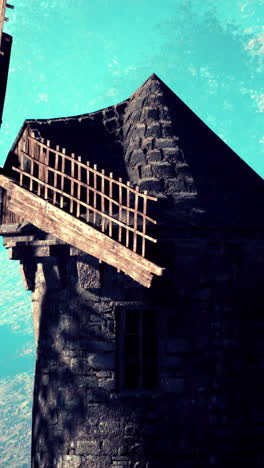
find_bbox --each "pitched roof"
[4,73,264,230]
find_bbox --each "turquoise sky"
[0,1,263,466]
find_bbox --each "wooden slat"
[142,191,148,257]
[53,145,59,204]
[133,186,139,253]
[101,169,105,232]
[28,136,158,201]
[109,172,113,238]
[86,161,90,222]
[76,156,81,218]
[3,183,163,286]
[60,148,65,208]
[38,138,45,196]
[93,163,97,225]
[0,172,163,279]
[118,177,122,242]
[44,140,50,200]
[70,153,75,213]
[12,166,158,244]
[18,150,157,224]
[14,135,162,270]
[29,138,34,192]
[126,181,130,248]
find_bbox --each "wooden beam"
[0,174,164,287]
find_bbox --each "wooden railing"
[12,134,158,258]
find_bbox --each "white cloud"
[245,32,264,55]
[105,88,118,97]
[35,92,49,104]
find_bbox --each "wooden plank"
[93,163,97,225]
[142,191,147,257]
[18,150,157,224]
[12,166,157,243]
[70,153,75,213]
[8,197,154,287]
[76,156,81,218]
[28,136,158,201]
[4,178,164,278]
[38,138,45,196]
[126,181,130,248]
[53,145,59,204]
[86,161,90,222]
[101,169,105,232]
[118,177,122,242]
[109,172,113,237]
[133,186,139,253]
[60,148,65,208]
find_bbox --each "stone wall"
[3,228,264,467]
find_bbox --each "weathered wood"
[93,163,97,225]
[60,148,65,208]
[12,166,157,244]
[70,153,75,213]
[118,177,122,243]
[109,172,113,237]
[133,186,139,253]
[77,156,81,218]
[5,186,163,286]
[126,181,130,248]
[86,161,90,222]
[53,145,59,204]
[12,166,158,244]
[1,176,163,282]
[101,169,105,232]
[142,191,147,257]
[27,136,158,200]
[18,150,157,224]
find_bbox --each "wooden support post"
[142,190,148,257]
[70,153,75,213]
[29,158,34,191]
[44,140,50,200]
[118,177,122,242]
[93,164,97,225]
[38,138,44,196]
[86,161,90,222]
[53,145,60,204]
[19,140,25,187]
[60,148,65,208]
[101,169,105,232]
[76,156,81,218]
[133,185,139,253]
[126,181,130,248]
[109,172,113,238]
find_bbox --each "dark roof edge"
[22,96,130,126]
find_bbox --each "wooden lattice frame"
[12,133,158,259]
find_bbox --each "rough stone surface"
[2,74,264,468]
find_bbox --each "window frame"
[116,306,161,394]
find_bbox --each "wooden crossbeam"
[0,173,164,287]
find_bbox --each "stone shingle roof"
[5,73,264,230]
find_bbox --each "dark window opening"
[119,309,158,391]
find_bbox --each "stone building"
[1,74,264,467]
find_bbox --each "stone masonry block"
[129,150,146,166]
[139,178,163,193]
[76,439,100,455]
[148,150,162,162]
[145,123,161,138]
[155,138,176,149]
[57,455,81,468]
